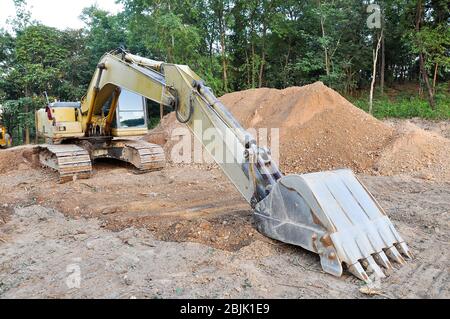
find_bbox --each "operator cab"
[100,88,148,137]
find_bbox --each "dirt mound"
[146,82,394,174]
[145,112,184,154]
[375,122,450,181]
[221,82,394,174]
[144,112,216,166]
[386,118,450,140]
[146,82,449,180]
[144,113,177,148]
[0,146,38,174]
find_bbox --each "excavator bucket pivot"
[254,169,411,282]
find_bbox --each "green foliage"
[80,6,127,69]
[1,96,44,145]
[408,23,450,73]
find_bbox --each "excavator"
[0,125,10,148]
[35,48,412,283]
[0,110,11,148]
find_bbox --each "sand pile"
[376,122,450,181]
[146,82,450,181]
[144,113,215,166]
[220,82,394,174]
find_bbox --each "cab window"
[116,89,146,128]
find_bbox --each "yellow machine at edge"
[0,125,11,148]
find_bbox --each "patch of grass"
[349,85,450,120]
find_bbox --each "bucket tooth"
[348,262,371,283]
[253,169,411,282]
[373,251,393,271]
[385,246,406,265]
[362,256,386,279]
[395,242,413,259]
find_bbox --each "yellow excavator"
[35,48,412,283]
[0,125,10,148]
[0,111,11,149]
[36,53,168,181]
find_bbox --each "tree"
[4,25,71,143]
[0,0,449,147]
[80,6,127,69]
[209,0,232,91]
[412,24,450,94]
[413,0,435,109]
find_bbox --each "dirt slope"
[376,122,450,181]
[146,82,449,181]
[220,82,395,174]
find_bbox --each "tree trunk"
[284,41,291,87]
[418,53,435,109]
[433,63,438,94]
[380,32,385,95]
[319,0,330,76]
[220,29,228,92]
[258,50,265,88]
[24,102,30,145]
[24,88,30,145]
[258,26,267,88]
[251,40,256,88]
[369,31,383,114]
[245,49,250,88]
[415,0,435,109]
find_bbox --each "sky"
[0,0,124,30]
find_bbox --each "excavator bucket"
[254,169,412,282]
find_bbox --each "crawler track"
[38,140,165,182]
[122,140,165,172]
[38,144,92,182]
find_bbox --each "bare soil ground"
[0,155,449,298]
[0,83,448,298]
